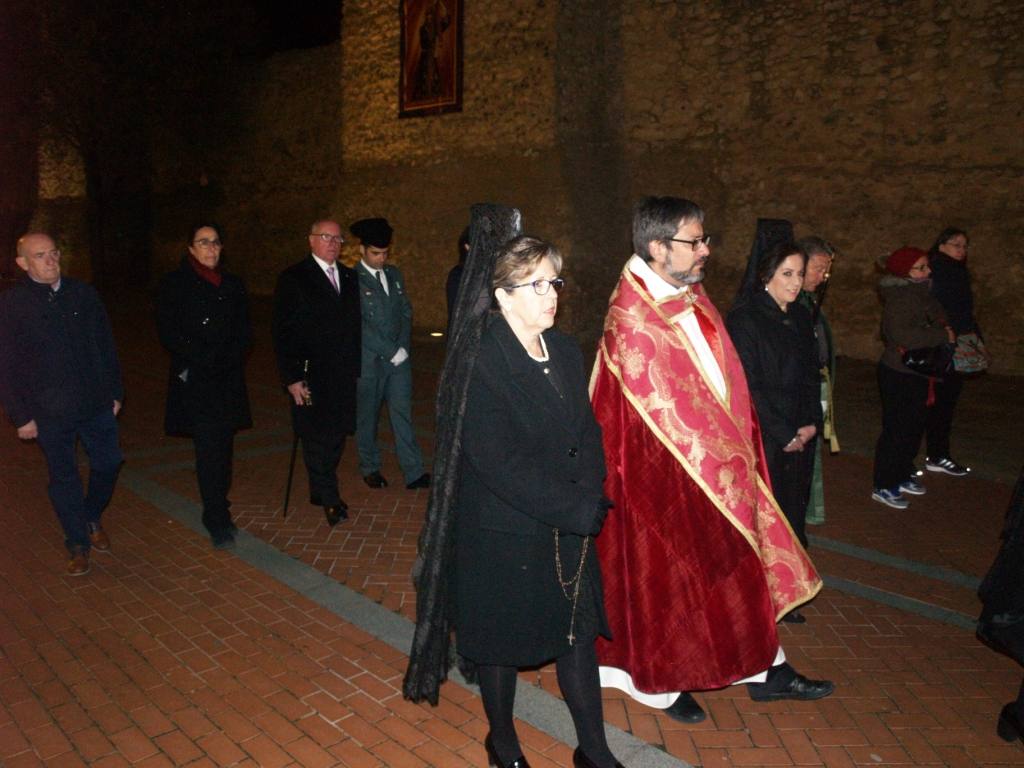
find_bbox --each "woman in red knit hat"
[871,247,954,509]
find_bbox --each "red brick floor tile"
[44,752,86,767]
[698,746,735,768]
[303,691,352,722]
[336,713,389,747]
[0,720,32,758]
[240,732,292,768]
[69,725,117,761]
[154,728,204,764]
[369,738,430,768]
[5,752,45,767]
[330,737,385,767]
[86,702,133,734]
[135,754,175,768]
[294,713,345,748]
[108,725,159,762]
[252,709,304,746]
[196,731,248,766]
[729,746,796,765]
[207,706,261,742]
[169,706,217,740]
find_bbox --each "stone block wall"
[329,0,1024,371]
[31,0,1024,372]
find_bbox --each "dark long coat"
[727,291,822,453]
[156,260,252,436]
[454,316,609,666]
[271,256,361,439]
[727,292,822,545]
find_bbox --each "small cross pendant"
[567,632,575,645]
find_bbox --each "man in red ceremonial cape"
[590,196,834,723]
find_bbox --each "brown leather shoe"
[87,522,111,552]
[66,552,90,576]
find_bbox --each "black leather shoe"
[573,746,625,767]
[406,473,431,489]
[324,503,349,527]
[997,703,1024,744]
[363,471,388,488]
[781,609,807,624]
[664,691,706,723]
[484,733,531,767]
[749,671,834,702]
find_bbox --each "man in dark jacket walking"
[0,233,124,576]
[272,220,361,526]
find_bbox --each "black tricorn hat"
[349,217,393,248]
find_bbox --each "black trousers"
[925,371,962,460]
[193,423,236,535]
[300,434,346,506]
[873,364,929,490]
[765,439,815,548]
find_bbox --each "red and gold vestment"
[591,261,820,693]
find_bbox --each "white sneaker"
[898,479,926,496]
[872,488,910,509]
[924,457,970,476]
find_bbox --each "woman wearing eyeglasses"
[870,247,953,510]
[405,226,621,768]
[157,223,252,548]
[924,227,981,477]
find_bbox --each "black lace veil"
[733,218,795,309]
[402,204,523,704]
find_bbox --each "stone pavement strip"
[2,303,1023,766]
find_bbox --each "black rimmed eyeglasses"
[667,234,712,250]
[505,277,566,295]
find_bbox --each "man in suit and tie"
[350,217,430,490]
[272,220,361,526]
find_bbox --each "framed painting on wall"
[399,0,463,117]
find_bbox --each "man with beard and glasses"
[589,196,834,724]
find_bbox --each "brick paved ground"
[1,299,1022,766]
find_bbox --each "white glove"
[390,347,409,366]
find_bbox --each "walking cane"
[282,432,299,518]
[282,360,311,518]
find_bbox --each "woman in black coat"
[925,227,980,476]
[727,240,821,570]
[157,223,252,548]
[456,236,619,768]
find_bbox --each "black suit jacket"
[271,255,361,439]
[454,315,609,665]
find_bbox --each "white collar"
[312,254,338,272]
[627,254,693,301]
[360,260,384,276]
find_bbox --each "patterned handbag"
[953,332,989,373]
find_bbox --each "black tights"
[477,641,615,767]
